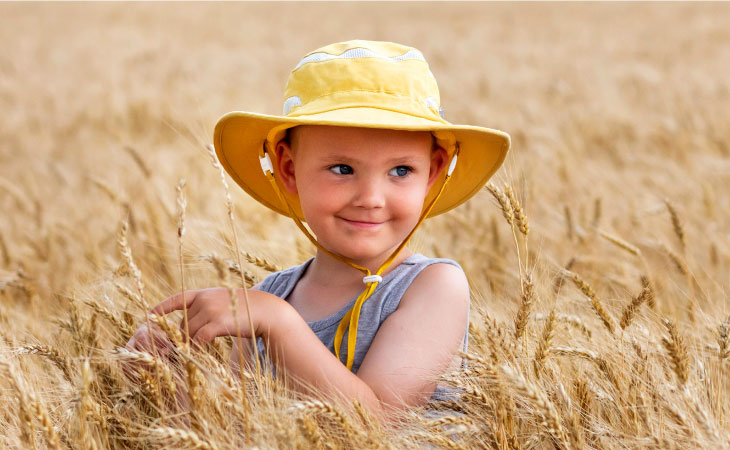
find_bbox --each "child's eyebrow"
[320,155,421,165]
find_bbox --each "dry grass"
[1,3,729,448]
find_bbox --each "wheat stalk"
[640,275,656,309]
[206,144,260,377]
[535,313,592,339]
[566,270,616,335]
[297,415,326,450]
[564,205,574,241]
[0,357,38,447]
[591,197,602,228]
[599,230,642,257]
[504,184,528,236]
[78,359,100,450]
[123,145,152,178]
[15,344,73,384]
[0,229,11,265]
[177,178,190,351]
[620,286,651,330]
[500,364,570,449]
[241,250,282,272]
[534,310,556,377]
[150,426,219,450]
[514,273,535,340]
[117,220,146,308]
[485,183,514,227]
[664,199,686,249]
[662,319,690,385]
[84,297,135,337]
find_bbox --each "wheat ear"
[599,230,642,257]
[662,319,689,385]
[567,271,616,335]
[620,287,651,330]
[534,309,556,377]
[504,184,529,236]
[500,364,570,449]
[514,273,535,340]
[15,344,73,384]
[664,199,686,249]
[0,357,37,447]
[241,250,282,272]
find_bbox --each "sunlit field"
[1,3,729,448]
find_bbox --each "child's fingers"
[192,323,222,346]
[185,313,208,340]
[126,324,173,353]
[151,289,203,316]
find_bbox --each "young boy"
[127,40,510,419]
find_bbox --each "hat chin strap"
[259,141,459,371]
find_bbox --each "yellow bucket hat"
[214,40,510,221]
[213,40,510,371]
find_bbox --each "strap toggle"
[362,275,382,284]
[447,149,458,176]
[259,152,274,175]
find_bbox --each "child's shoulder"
[254,258,313,297]
[400,254,468,298]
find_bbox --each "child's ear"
[427,146,449,189]
[275,140,298,194]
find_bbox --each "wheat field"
[1,3,729,449]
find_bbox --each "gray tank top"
[255,253,469,400]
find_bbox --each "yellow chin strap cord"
[258,140,459,370]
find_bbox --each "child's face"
[276,125,447,265]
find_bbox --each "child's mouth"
[338,217,385,229]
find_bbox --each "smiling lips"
[338,217,385,229]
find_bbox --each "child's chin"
[337,246,396,264]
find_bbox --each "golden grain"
[533,309,556,377]
[620,286,651,330]
[485,183,514,227]
[664,199,686,250]
[661,319,690,386]
[599,230,642,257]
[567,270,616,335]
[15,344,73,384]
[513,273,535,340]
[241,250,282,273]
[504,184,529,236]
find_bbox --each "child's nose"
[352,177,385,209]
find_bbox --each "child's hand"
[150,288,277,346]
[122,323,176,382]
[125,323,175,357]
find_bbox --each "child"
[127,40,510,418]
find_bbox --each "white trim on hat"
[294,48,426,70]
[283,96,303,115]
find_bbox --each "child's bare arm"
[131,264,468,419]
[263,263,469,415]
[355,263,469,406]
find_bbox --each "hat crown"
[282,40,444,121]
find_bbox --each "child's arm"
[149,262,468,418]
[265,263,470,412]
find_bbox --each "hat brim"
[214,107,510,220]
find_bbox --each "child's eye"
[329,164,354,175]
[389,166,412,177]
